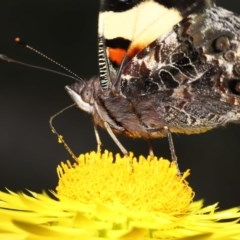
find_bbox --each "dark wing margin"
[100,0,215,13]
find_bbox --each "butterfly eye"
[82,87,92,103]
[227,79,240,95]
[212,35,231,53]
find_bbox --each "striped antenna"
[14,37,84,83]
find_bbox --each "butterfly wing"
[98,0,214,90]
[120,5,240,133]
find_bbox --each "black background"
[0,1,240,210]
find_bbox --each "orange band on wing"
[108,43,146,65]
[108,48,127,65]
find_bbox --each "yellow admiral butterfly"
[65,0,240,161]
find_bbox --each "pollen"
[56,150,193,214]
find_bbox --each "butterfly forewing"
[98,0,214,88]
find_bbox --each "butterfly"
[65,0,240,162]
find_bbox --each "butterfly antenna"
[1,37,84,82]
[49,103,79,162]
[1,38,81,161]
[0,53,83,82]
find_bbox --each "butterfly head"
[65,77,100,114]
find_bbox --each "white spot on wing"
[99,0,182,47]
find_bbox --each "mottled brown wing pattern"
[120,6,240,134]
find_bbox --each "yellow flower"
[0,150,239,239]
[57,151,193,214]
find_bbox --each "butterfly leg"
[103,121,128,155]
[164,126,180,175]
[147,139,154,157]
[93,124,102,152]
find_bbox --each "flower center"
[56,151,194,215]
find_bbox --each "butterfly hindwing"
[98,0,240,135]
[121,5,240,133]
